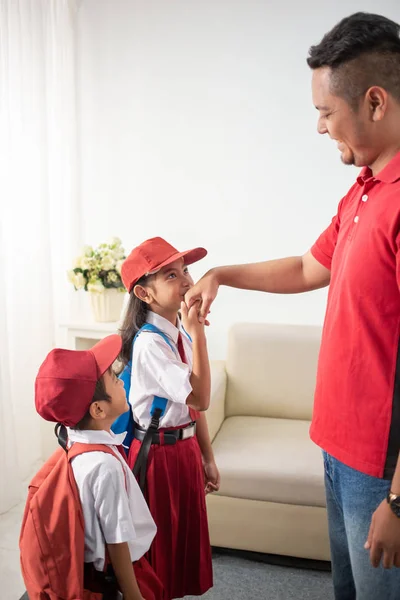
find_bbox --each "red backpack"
[19,442,121,600]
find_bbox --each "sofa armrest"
[206,360,227,442]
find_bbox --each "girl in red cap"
[116,237,219,599]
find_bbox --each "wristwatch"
[387,490,400,518]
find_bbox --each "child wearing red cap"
[34,335,164,600]
[118,237,219,599]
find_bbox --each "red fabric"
[310,151,400,477]
[134,556,165,600]
[20,444,122,600]
[82,557,164,600]
[35,334,122,427]
[121,236,207,292]
[177,332,199,421]
[128,434,213,600]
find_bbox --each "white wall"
[76,0,400,359]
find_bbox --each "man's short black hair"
[307,12,400,106]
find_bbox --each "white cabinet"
[59,321,121,350]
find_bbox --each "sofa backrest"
[225,322,322,420]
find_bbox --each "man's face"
[312,67,377,168]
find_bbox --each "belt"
[132,408,197,492]
[133,422,196,445]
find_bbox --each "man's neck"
[370,144,400,176]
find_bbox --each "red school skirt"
[128,427,213,600]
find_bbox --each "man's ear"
[133,284,153,304]
[365,86,388,122]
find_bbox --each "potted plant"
[68,237,126,322]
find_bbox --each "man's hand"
[185,271,219,323]
[203,459,220,494]
[365,499,400,568]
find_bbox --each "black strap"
[132,407,163,491]
[84,562,120,599]
[54,422,68,451]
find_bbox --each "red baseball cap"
[121,237,207,293]
[35,334,122,427]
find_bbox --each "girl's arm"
[181,302,211,411]
[107,542,144,600]
[196,411,220,493]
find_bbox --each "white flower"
[107,271,118,283]
[109,236,122,248]
[80,256,94,271]
[69,238,126,292]
[101,256,114,271]
[67,270,87,290]
[82,245,93,257]
[87,279,105,293]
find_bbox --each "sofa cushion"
[225,323,321,420]
[212,416,326,508]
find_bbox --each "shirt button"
[362,194,368,202]
[354,216,359,223]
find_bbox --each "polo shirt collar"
[146,310,183,344]
[357,150,400,185]
[67,428,126,446]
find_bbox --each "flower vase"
[89,289,125,323]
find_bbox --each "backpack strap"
[67,443,126,462]
[68,443,128,490]
[111,323,174,442]
[132,402,165,491]
[67,443,127,598]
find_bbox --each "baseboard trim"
[212,546,332,572]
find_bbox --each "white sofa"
[205,323,330,561]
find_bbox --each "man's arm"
[365,453,400,569]
[185,251,331,320]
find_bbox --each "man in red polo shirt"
[185,12,400,600]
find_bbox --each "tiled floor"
[0,503,25,600]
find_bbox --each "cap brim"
[89,334,122,378]
[155,247,207,272]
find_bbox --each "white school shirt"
[68,428,156,571]
[130,311,193,429]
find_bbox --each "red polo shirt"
[310,151,400,478]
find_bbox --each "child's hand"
[203,459,220,494]
[181,300,206,338]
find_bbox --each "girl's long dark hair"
[119,275,149,365]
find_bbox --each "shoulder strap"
[67,442,124,461]
[112,324,174,441]
[68,442,128,488]
[138,322,175,351]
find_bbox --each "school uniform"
[68,428,164,600]
[128,311,213,600]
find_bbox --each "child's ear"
[89,401,107,421]
[133,284,153,304]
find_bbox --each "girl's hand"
[203,459,220,494]
[181,300,206,338]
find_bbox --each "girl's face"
[136,257,194,315]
